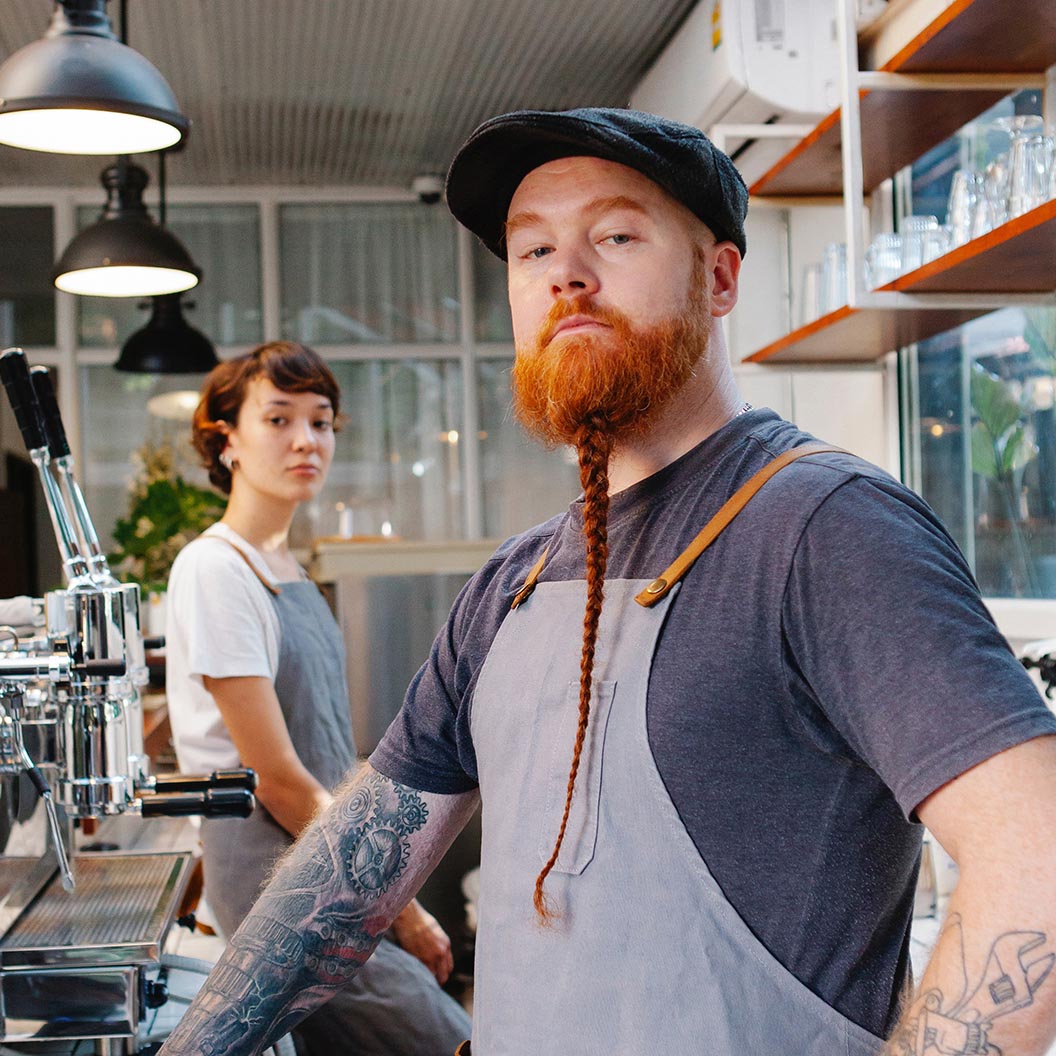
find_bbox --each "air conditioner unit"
[630,0,842,184]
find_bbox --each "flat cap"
[445,107,749,260]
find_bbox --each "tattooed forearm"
[159,768,468,1056]
[885,916,1055,1055]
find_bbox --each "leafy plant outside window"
[108,442,225,594]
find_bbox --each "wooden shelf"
[893,198,1056,292]
[750,0,1056,198]
[883,0,1056,74]
[743,303,988,364]
[745,200,1056,364]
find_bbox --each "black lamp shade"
[0,1,189,155]
[115,293,219,373]
[54,161,200,297]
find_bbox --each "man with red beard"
[160,110,1056,1056]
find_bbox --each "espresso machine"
[0,346,257,1051]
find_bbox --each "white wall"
[727,200,898,480]
[734,363,898,476]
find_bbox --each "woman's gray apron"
[200,550,469,1056]
[469,573,886,1055]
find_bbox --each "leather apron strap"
[509,443,843,611]
[635,442,843,606]
[510,546,550,609]
[209,536,282,596]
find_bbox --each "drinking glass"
[994,116,1045,218]
[946,170,981,247]
[1040,135,1056,201]
[819,242,847,314]
[899,215,940,274]
[1007,133,1047,217]
[981,152,1010,230]
[797,262,824,327]
[864,233,902,288]
[993,114,1044,138]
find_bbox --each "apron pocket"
[537,679,616,875]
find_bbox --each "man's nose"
[549,248,600,298]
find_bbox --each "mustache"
[539,296,626,347]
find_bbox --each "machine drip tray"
[0,852,193,1041]
[0,852,193,969]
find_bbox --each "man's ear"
[707,242,741,318]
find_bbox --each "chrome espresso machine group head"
[0,346,258,1048]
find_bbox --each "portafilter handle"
[138,788,256,819]
[147,768,259,794]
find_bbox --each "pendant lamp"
[115,293,219,373]
[54,160,199,297]
[0,0,188,156]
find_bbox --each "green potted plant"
[970,363,1039,595]
[109,441,226,628]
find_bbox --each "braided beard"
[516,270,711,921]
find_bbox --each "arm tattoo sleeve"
[886,915,1055,1055]
[159,769,462,1056]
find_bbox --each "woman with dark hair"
[166,341,470,1055]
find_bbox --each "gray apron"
[469,560,886,1050]
[201,548,469,1056]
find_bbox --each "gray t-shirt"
[371,408,1056,1036]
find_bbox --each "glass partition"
[280,203,459,345]
[477,358,581,539]
[905,88,1055,599]
[913,309,1056,599]
[473,239,514,342]
[293,359,466,545]
[79,367,213,555]
[0,206,55,347]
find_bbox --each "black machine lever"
[150,768,259,794]
[0,656,124,679]
[1022,654,1056,699]
[138,788,255,819]
[0,348,91,584]
[0,348,47,452]
[29,365,71,460]
[76,658,127,677]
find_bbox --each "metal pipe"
[32,362,118,585]
[836,0,867,310]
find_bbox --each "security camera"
[412,174,444,204]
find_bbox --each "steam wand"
[18,744,74,892]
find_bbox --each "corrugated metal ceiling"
[0,0,699,188]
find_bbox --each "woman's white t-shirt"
[165,523,285,776]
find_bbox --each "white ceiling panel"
[0,0,699,189]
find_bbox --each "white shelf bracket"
[710,123,817,156]
[837,0,868,311]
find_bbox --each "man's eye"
[522,246,552,260]
[603,233,633,246]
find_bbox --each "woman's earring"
[220,452,234,471]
